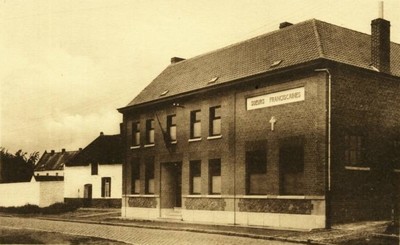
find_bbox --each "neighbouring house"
[0,149,77,207]
[118,17,400,230]
[34,149,78,181]
[64,133,123,208]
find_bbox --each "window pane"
[192,177,201,194]
[214,106,221,118]
[249,174,267,194]
[211,176,221,194]
[134,180,140,194]
[170,126,177,141]
[134,132,140,145]
[212,118,221,135]
[280,142,304,195]
[148,179,155,194]
[193,122,201,138]
[149,129,155,143]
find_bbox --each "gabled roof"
[35,150,79,171]
[122,19,400,109]
[66,134,122,166]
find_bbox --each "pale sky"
[1,0,399,154]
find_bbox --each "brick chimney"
[279,22,293,29]
[371,18,390,73]
[170,57,185,64]
[61,148,65,153]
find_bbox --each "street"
[0,216,299,245]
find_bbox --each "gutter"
[314,68,332,229]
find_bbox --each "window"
[209,106,221,136]
[344,135,363,166]
[132,122,140,146]
[190,160,201,194]
[146,119,155,144]
[131,159,140,194]
[246,150,267,194]
[190,110,201,139]
[280,143,304,195]
[209,159,221,194]
[167,115,177,142]
[91,163,98,175]
[101,177,111,197]
[145,159,155,194]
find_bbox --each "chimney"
[371,2,391,73]
[62,148,65,153]
[170,57,185,64]
[51,150,55,154]
[79,148,82,151]
[100,131,104,136]
[279,22,293,29]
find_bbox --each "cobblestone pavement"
[0,216,299,245]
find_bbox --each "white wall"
[64,164,122,199]
[0,181,63,207]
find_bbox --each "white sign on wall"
[246,87,305,110]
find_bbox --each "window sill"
[345,166,370,171]
[170,141,177,145]
[394,169,400,173]
[188,138,202,143]
[123,194,159,198]
[207,135,222,140]
[144,144,155,148]
[130,145,140,150]
[183,195,222,198]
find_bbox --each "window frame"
[246,150,267,195]
[91,163,98,175]
[190,110,201,139]
[190,160,201,194]
[145,159,155,194]
[167,114,177,142]
[344,134,364,166]
[209,106,221,136]
[146,119,155,145]
[131,159,140,194]
[101,177,111,198]
[132,121,140,146]
[209,159,221,195]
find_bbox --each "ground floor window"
[209,159,221,194]
[344,135,364,166]
[101,177,111,197]
[280,139,304,195]
[246,150,267,195]
[131,158,140,194]
[145,159,155,194]
[190,160,201,194]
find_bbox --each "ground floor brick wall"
[65,198,121,208]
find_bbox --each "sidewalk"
[28,208,397,245]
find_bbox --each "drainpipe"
[315,68,332,229]
[233,91,237,225]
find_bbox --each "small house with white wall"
[64,133,123,208]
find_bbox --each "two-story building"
[118,18,400,230]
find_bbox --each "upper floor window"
[190,160,201,194]
[167,115,177,142]
[146,119,155,144]
[246,150,267,195]
[91,163,98,175]
[132,121,140,146]
[190,110,201,139]
[209,159,221,194]
[209,106,221,136]
[344,135,364,166]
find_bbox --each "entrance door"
[83,184,92,207]
[161,162,182,208]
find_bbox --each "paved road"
[0,216,298,245]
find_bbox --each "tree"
[0,148,39,183]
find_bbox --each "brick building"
[118,18,400,229]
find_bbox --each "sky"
[1,0,399,155]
